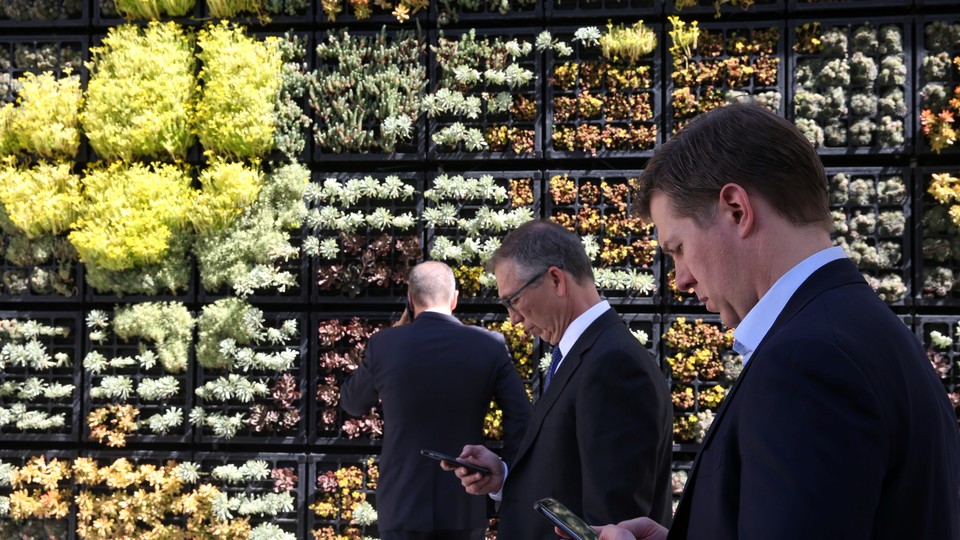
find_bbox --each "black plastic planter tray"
[787,0,912,14]
[309,171,424,304]
[0,35,88,94]
[311,28,427,163]
[547,0,661,19]
[316,3,427,27]
[84,269,197,305]
[195,451,306,538]
[424,170,542,304]
[787,16,913,156]
[202,2,314,26]
[0,449,76,539]
[545,24,662,160]
[545,170,661,306]
[311,311,395,446]
[825,166,913,306]
[915,15,960,157]
[661,313,738,452]
[0,233,83,303]
[83,306,195,446]
[93,0,203,26]
[0,1,88,28]
[913,315,960,421]
[913,166,960,307]
[427,27,543,161]
[665,20,786,142]
[666,0,784,17]
[0,311,82,443]
[194,310,308,445]
[307,453,380,540]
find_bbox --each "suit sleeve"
[576,342,671,526]
[339,334,380,417]
[491,335,532,466]
[736,338,886,539]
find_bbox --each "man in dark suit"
[597,103,960,540]
[444,220,673,539]
[340,261,532,540]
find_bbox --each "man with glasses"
[440,220,673,539]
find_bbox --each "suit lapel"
[670,259,865,527]
[509,310,621,468]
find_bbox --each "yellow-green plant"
[0,71,81,160]
[600,21,657,65]
[81,22,196,162]
[115,0,197,18]
[190,158,263,236]
[207,0,263,18]
[929,172,960,229]
[668,16,700,67]
[0,158,81,238]
[196,21,282,159]
[69,161,192,273]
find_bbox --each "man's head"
[487,220,600,345]
[408,261,458,315]
[633,101,830,230]
[634,102,832,327]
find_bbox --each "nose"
[508,308,523,325]
[674,261,696,292]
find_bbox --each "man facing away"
[596,102,960,540]
[444,220,674,540]
[341,261,532,540]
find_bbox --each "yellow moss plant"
[0,158,81,238]
[196,21,282,159]
[69,161,193,272]
[190,158,263,236]
[0,71,82,160]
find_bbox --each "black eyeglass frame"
[498,267,555,311]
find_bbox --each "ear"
[450,290,459,311]
[718,183,754,238]
[548,266,567,297]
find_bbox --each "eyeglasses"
[498,268,550,312]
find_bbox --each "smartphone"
[533,497,599,540]
[420,449,491,475]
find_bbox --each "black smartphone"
[420,449,491,475]
[533,497,599,540]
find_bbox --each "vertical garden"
[0,0,957,538]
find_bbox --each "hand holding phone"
[421,449,491,475]
[534,497,599,540]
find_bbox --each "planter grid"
[787,16,913,155]
[547,0,661,19]
[545,170,661,305]
[914,315,960,426]
[0,232,83,303]
[202,2,314,24]
[545,24,662,159]
[74,450,193,536]
[195,451,306,538]
[428,27,543,160]
[0,312,81,443]
[82,306,194,446]
[916,15,960,156]
[666,20,786,139]
[432,0,541,25]
[424,170,541,303]
[661,313,738,452]
[311,28,427,163]
[0,449,76,539]
[307,453,380,540]
[0,35,87,102]
[826,166,913,305]
[666,0,784,18]
[914,166,960,307]
[312,311,396,446]
[308,171,424,303]
[316,3,428,26]
[194,310,308,445]
[0,0,88,27]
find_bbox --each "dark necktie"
[544,346,563,391]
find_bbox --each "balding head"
[408,261,457,314]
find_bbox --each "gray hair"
[408,261,456,306]
[487,220,593,284]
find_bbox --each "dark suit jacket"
[497,308,673,540]
[669,258,960,540]
[340,311,532,532]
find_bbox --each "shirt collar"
[557,300,611,357]
[733,246,847,364]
